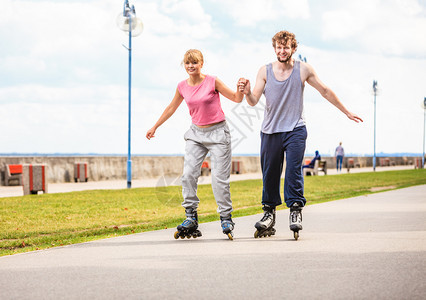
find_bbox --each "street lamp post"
[423,97,426,168]
[372,80,378,171]
[116,0,143,188]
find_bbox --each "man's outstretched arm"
[304,63,363,123]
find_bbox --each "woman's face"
[184,60,202,75]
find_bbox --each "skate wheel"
[254,230,259,238]
[180,236,185,239]
[174,231,179,239]
[227,233,234,241]
[186,235,191,239]
[294,231,299,240]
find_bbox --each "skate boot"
[220,215,235,240]
[174,208,202,239]
[289,203,303,240]
[254,205,276,238]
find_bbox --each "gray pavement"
[0,184,425,299]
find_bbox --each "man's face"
[274,40,294,63]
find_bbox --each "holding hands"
[237,78,250,95]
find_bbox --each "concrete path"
[0,165,415,198]
[1,185,425,299]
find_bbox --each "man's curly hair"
[272,31,298,50]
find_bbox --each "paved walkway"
[0,165,415,198]
[0,185,425,299]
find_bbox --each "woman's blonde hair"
[182,49,204,65]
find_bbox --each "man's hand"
[238,78,251,95]
[346,112,363,123]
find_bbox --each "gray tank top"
[261,60,305,133]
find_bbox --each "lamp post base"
[127,159,132,189]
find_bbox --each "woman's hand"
[146,127,156,140]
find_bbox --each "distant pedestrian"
[146,49,244,240]
[335,142,344,172]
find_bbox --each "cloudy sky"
[1,0,425,156]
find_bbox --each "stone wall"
[0,155,421,185]
[0,156,260,185]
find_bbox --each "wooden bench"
[201,161,210,176]
[318,160,327,175]
[4,164,23,186]
[303,160,318,176]
[303,160,327,176]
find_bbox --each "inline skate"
[254,205,276,238]
[174,208,202,239]
[289,202,303,240]
[220,215,235,240]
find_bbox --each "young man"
[238,30,362,240]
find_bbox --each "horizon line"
[0,152,424,157]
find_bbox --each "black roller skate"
[220,215,235,240]
[174,208,202,239]
[254,205,276,238]
[289,203,303,240]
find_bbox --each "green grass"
[1,169,425,256]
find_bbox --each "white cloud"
[0,84,124,104]
[322,0,426,57]
[0,1,117,56]
[160,0,211,23]
[212,0,310,27]
[142,0,215,39]
[0,56,46,72]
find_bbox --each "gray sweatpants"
[181,121,233,217]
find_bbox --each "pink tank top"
[177,75,225,126]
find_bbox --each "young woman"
[146,49,244,240]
